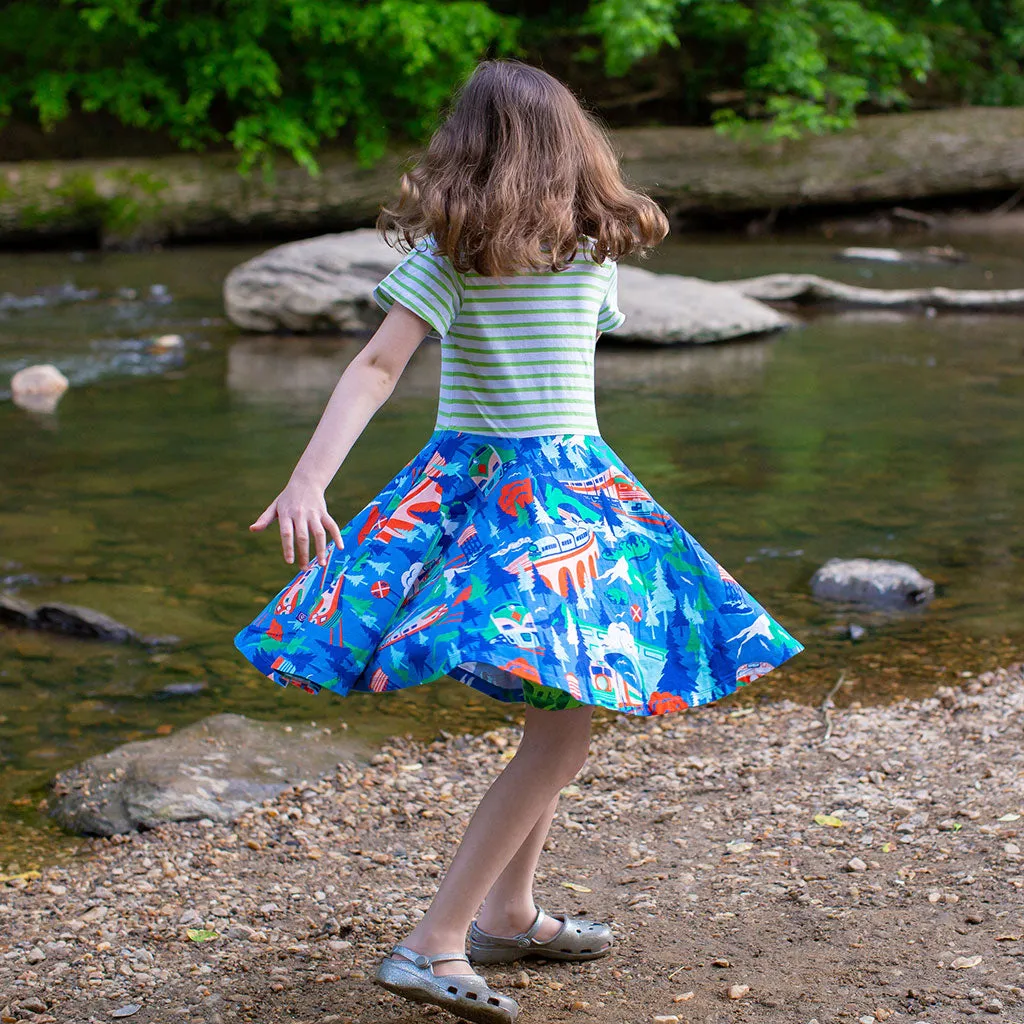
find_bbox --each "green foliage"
[585,0,935,138]
[0,0,1022,165]
[0,0,515,171]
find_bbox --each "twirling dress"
[234,243,803,715]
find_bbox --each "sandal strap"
[520,907,547,945]
[390,944,472,971]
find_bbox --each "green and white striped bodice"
[374,241,625,438]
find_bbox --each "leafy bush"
[1,0,1022,167]
[585,0,962,139]
[0,0,515,171]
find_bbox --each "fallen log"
[1,107,1023,246]
[726,273,1024,311]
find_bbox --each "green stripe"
[441,408,597,422]
[466,282,606,296]
[440,384,593,396]
[440,396,594,408]
[446,355,590,369]
[444,370,592,383]
[463,298,599,310]
[454,318,605,330]
[448,343,593,355]
[397,263,458,321]
[450,332,595,345]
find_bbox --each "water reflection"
[227,335,442,402]
[596,338,774,395]
[227,333,777,405]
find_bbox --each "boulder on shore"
[51,713,367,836]
[810,558,936,608]
[223,229,792,344]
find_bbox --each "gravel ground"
[2,665,1023,1024]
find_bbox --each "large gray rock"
[223,229,792,344]
[50,713,367,836]
[811,558,935,609]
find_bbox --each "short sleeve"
[373,243,463,339]
[597,262,626,333]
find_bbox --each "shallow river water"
[1,233,1022,864]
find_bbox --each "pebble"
[653,1016,680,1024]
[950,956,983,969]
[513,971,531,988]
[847,857,868,872]
[26,946,46,964]
[727,984,750,1000]
[672,992,695,1002]
[17,998,47,1013]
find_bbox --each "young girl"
[235,60,802,1024]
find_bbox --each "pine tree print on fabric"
[235,431,803,715]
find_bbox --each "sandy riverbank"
[2,666,1023,1024]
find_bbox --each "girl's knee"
[519,706,592,782]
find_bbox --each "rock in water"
[50,713,367,836]
[224,230,397,333]
[0,593,38,627]
[810,558,935,608]
[223,229,792,344]
[612,265,792,345]
[10,363,69,413]
[34,603,138,643]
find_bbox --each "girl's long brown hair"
[378,60,668,277]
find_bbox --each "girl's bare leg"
[474,794,562,941]
[397,704,593,972]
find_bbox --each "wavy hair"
[378,60,668,276]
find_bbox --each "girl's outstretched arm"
[249,304,430,566]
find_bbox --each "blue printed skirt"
[234,431,803,715]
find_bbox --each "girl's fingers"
[323,513,344,551]
[250,502,277,532]
[294,521,310,567]
[311,520,328,566]
[280,517,295,564]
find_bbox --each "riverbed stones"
[50,713,367,836]
[810,558,935,608]
[223,229,792,344]
[10,363,69,413]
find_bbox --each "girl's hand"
[250,480,344,566]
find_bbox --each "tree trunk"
[1,108,1023,246]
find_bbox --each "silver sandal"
[468,907,614,964]
[375,944,519,1024]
